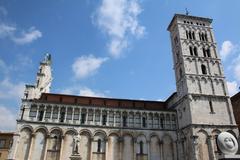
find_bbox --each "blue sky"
[0,0,240,131]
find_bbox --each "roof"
[28,93,175,111]
[167,14,213,31]
[231,92,240,103]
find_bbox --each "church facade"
[7,14,239,160]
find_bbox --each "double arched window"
[199,32,208,41]
[186,30,195,40]
[189,46,198,56]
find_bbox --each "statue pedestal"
[218,154,240,160]
[69,154,82,160]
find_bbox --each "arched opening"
[194,47,198,56]
[192,31,195,40]
[189,46,193,56]
[201,64,207,74]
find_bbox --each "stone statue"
[217,132,238,155]
[73,134,81,154]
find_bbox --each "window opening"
[38,109,44,121]
[60,109,65,122]
[209,101,214,113]
[189,46,193,56]
[123,115,127,127]
[201,65,207,74]
[140,141,144,154]
[194,47,198,56]
[97,139,101,152]
[142,117,146,128]
[81,113,86,124]
[102,114,107,125]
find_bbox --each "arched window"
[207,48,211,57]
[194,47,198,56]
[97,139,101,152]
[205,33,208,41]
[189,46,193,56]
[203,48,207,57]
[122,113,127,127]
[139,141,143,154]
[192,31,195,40]
[201,64,207,74]
[189,31,192,39]
[186,30,189,39]
[202,33,205,41]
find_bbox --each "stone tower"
[23,53,52,99]
[167,14,238,160]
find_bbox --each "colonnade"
[10,126,177,160]
[27,104,177,130]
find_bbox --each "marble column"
[43,134,50,160]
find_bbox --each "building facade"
[8,14,239,160]
[0,132,14,160]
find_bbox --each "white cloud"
[0,79,25,100]
[95,0,145,57]
[0,23,42,45]
[0,23,15,38]
[79,87,106,97]
[72,55,108,79]
[60,86,106,97]
[220,41,235,60]
[227,81,239,96]
[12,27,42,45]
[0,105,16,131]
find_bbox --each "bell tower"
[24,53,52,99]
[168,14,238,160]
